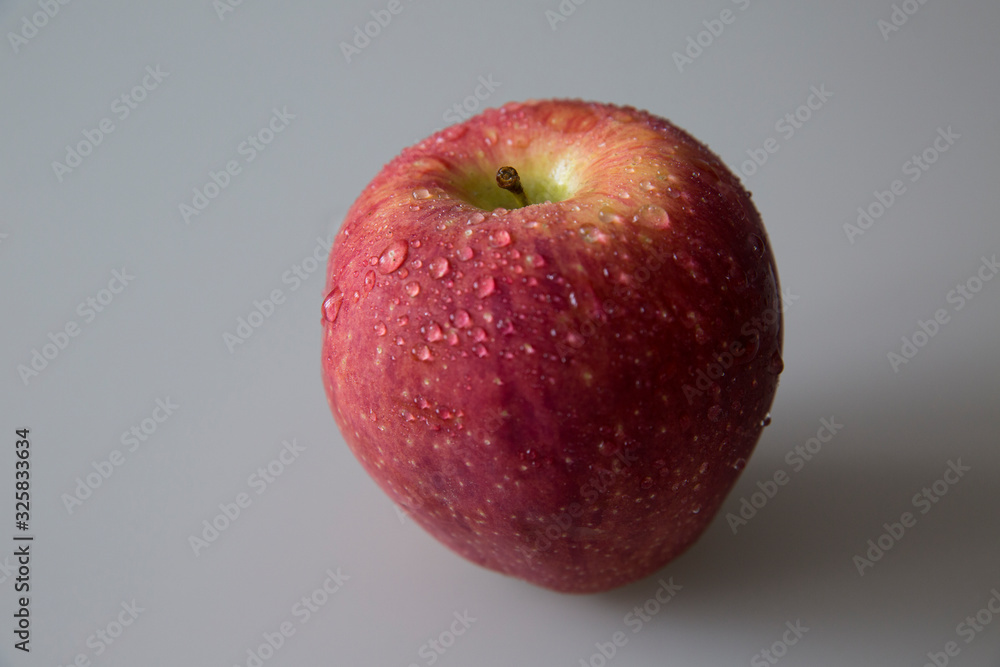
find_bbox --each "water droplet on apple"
[598,208,624,224]
[395,336,404,346]
[473,343,488,358]
[691,505,702,514]
[761,413,772,427]
[446,330,459,345]
[579,225,608,243]
[749,234,765,258]
[402,409,417,422]
[468,212,486,225]
[443,125,467,140]
[454,309,472,328]
[640,476,654,489]
[472,327,488,342]
[412,188,431,200]
[425,322,443,342]
[636,204,670,229]
[374,321,387,336]
[566,331,585,348]
[377,239,408,274]
[397,315,409,327]
[768,351,784,375]
[732,457,747,471]
[416,345,433,361]
[457,246,475,261]
[475,276,496,298]
[322,288,343,323]
[708,405,723,422]
[488,230,511,247]
[429,257,450,279]
[665,187,681,199]
[363,270,376,292]
[483,128,497,146]
[405,281,421,297]
[639,180,655,191]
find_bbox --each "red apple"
[321,99,782,593]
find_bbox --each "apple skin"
[322,99,782,593]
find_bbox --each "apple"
[321,99,782,593]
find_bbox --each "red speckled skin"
[322,99,781,593]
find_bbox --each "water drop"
[397,314,409,326]
[665,187,681,199]
[579,224,608,243]
[468,212,486,225]
[443,125,467,141]
[395,336,404,346]
[473,343,488,358]
[454,309,472,328]
[446,330,459,346]
[416,345,433,361]
[566,331,585,348]
[639,180,655,191]
[641,476,654,489]
[412,188,431,200]
[377,239,408,274]
[404,282,420,297]
[598,208,624,224]
[732,457,747,471]
[768,351,784,375]
[636,204,670,229]
[472,327,488,342]
[488,230,511,247]
[429,257,450,279]
[749,234,765,258]
[322,288,343,323]
[475,276,496,298]
[761,414,772,427]
[373,321,387,336]
[425,322,443,342]
[363,270,376,292]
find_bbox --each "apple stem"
[496,166,529,208]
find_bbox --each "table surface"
[2,1,999,666]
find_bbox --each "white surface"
[2,1,999,666]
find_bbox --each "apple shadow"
[589,365,1000,653]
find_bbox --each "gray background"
[2,0,999,665]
